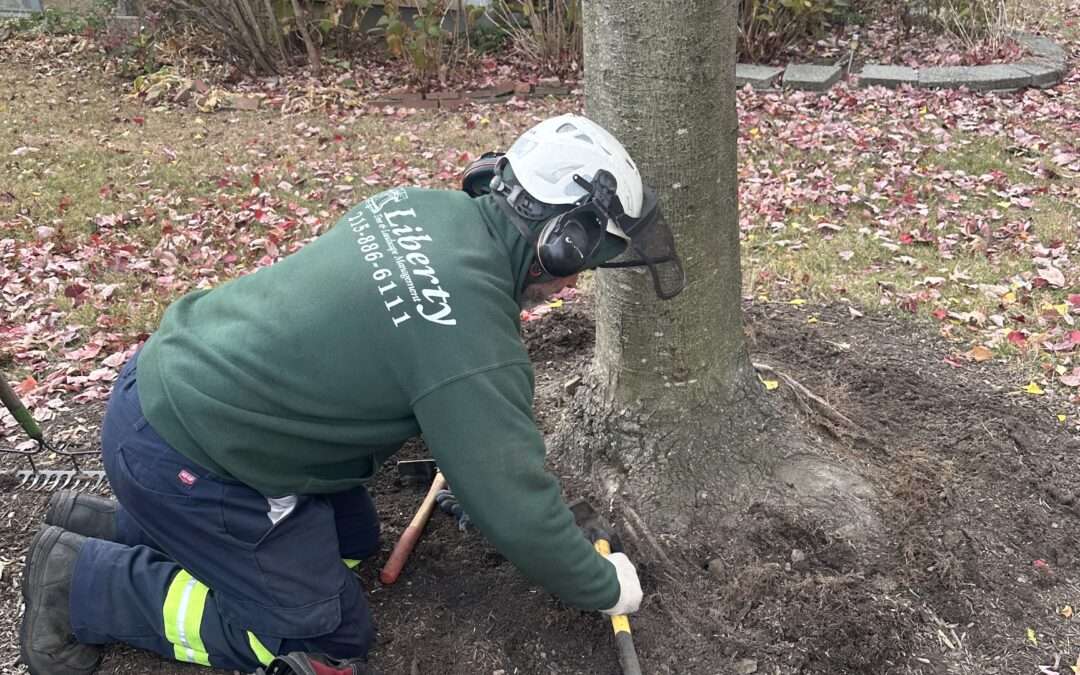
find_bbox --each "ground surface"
[2,6,1080,675]
[3,298,1080,675]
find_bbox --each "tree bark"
[566,0,881,548]
[584,0,751,410]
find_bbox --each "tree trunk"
[566,0,881,547]
[585,0,748,409]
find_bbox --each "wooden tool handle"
[380,472,447,585]
[594,538,643,675]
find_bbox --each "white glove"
[600,552,643,616]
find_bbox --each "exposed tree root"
[752,361,869,439]
[621,502,680,570]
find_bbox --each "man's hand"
[600,552,643,616]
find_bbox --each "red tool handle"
[380,472,447,585]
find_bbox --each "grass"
[741,118,1079,383]
[0,51,565,352]
[1,19,1076,396]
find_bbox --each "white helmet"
[505,114,645,221]
[481,114,686,298]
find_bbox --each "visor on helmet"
[599,187,687,300]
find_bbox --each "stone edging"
[736,32,1069,93]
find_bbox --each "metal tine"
[92,474,107,492]
[26,472,44,491]
[70,476,86,491]
[35,472,56,492]
[57,472,74,490]
[17,471,32,488]
[45,472,64,491]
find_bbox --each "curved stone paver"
[735,31,1068,93]
[783,63,843,91]
[858,64,917,88]
[918,64,1034,90]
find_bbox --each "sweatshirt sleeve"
[411,363,620,611]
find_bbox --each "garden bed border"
[736,31,1068,93]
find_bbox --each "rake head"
[1,469,110,493]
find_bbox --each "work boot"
[20,525,103,675]
[45,490,117,541]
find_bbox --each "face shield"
[583,174,686,300]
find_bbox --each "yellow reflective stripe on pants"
[162,570,211,666]
[247,632,275,666]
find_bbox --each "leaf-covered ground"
[3,9,1079,446]
[1,10,1077,452]
[1,7,1080,675]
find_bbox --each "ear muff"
[536,213,597,278]
[461,152,504,197]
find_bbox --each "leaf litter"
[1,14,1079,438]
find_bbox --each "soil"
[3,298,1080,675]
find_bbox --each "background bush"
[738,0,849,62]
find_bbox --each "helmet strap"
[491,186,541,248]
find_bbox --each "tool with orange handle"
[379,470,447,585]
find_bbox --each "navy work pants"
[69,353,379,671]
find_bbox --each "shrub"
[1,7,105,36]
[909,0,1016,50]
[163,0,345,76]
[376,0,453,84]
[488,0,582,75]
[467,20,508,55]
[738,0,849,62]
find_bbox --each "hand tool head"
[394,459,438,489]
[568,498,623,552]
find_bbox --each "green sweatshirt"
[136,187,619,611]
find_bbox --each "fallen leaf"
[1027,627,1038,646]
[1061,605,1074,619]
[789,298,806,306]
[1038,266,1066,288]
[1061,369,1080,388]
[761,378,780,391]
[1024,382,1045,396]
[102,352,128,368]
[10,146,39,156]
[848,306,863,319]
[15,376,37,395]
[964,345,993,362]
